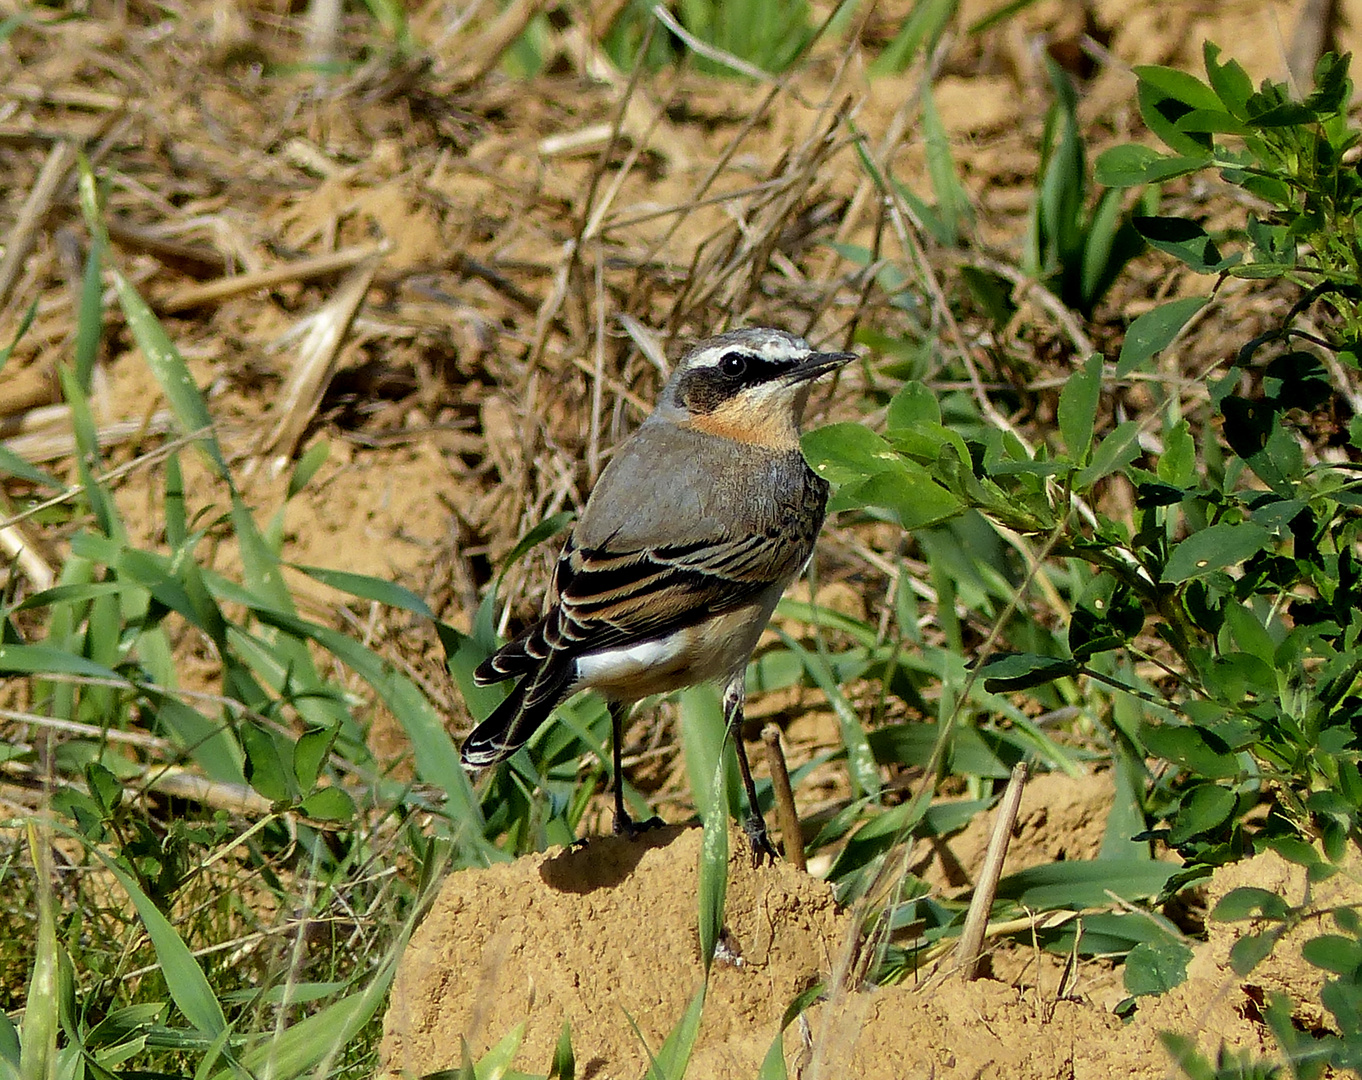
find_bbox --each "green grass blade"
[20,825,59,1080]
[249,607,496,857]
[286,563,433,617]
[112,266,226,477]
[0,643,121,680]
[772,629,880,798]
[920,78,971,246]
[473,1022,524,1079]
[285,439,329,500]
[757,981,826,1080]
[57,365,121,540]
[50,824,227,1039]
[222,956,400,1080]
[643,983,706,1080]
[679,684,740,821]
[0,298,36,375]
[0,444,60,488]
[73,226,104,390]
[549,1020,574,1079]
[698,750,730,970]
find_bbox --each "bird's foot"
[612,808,665,839]
[743,813,780,866]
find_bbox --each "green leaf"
[214,946,403,1080]
[299,785,357,821]
[1075,420,1142,488]
[833,462,964,530]
[1139,721,1239,778]
[1134,217,1236,274]
[1057,354,1102,462]
[1229,929,1277,976]
[1211,887,1291,922]
[1123,938,1193,997]
[1135,64,1224,112]
[886,380,943,431]
[498,511,575,582]
[53,824,228,1038]
[757,981,826,1080]
[1163,521,1271,583]
[1173,108,1250,135]
[287,439,330,499]
[995,859,1180,909]
[920,78,971,246]
[287,563,434,617]
[549,1020,575,1080]
[1203,42,1253,119]
[0,642,121,680]
[73,227,104,391]
[473,1022,524,1078]
[642,983,706,1080]
[1092,144,1160,187]
[241,722,293,803]
[0,444,60,488]
[293,724,338,791]
[1168,783,1236,845]
[978,652,1078,693]
[773,630,881,798]
[868,0,955,73]
[1094,145,1207,187]
[1157,419,1195,486]
[1301,935,1362,975]
[802,423,901,485]
[1116,297,1208,377]
[0,298,37,375]
[680,684,739,822]
[255,607,493,853]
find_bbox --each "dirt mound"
[379,821,1341,1079]
[381,825,852,1076]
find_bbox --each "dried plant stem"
[0,139,79,309]
[159,242,387,313]
[957,761,1028,979]
[761,724,806,871]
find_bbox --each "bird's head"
[651,328,856,448]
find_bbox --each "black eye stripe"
[713,351,788,384]
[675,348,805,413]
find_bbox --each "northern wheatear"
[461,327,855,861]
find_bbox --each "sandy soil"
[380,798,1351,1079]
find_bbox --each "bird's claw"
[613,809,665,839]
[743,814,780,866]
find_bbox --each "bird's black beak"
[786,350,857,384]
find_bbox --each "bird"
[460,327,856,861]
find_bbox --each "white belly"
[572,598,776,700]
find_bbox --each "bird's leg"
[609,700,662,838]
[723,675,779,865]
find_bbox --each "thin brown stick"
[761,724,806,872]
[0,139,79,308]
[957,761,1028,979]
[450,0,549,88]
[158,242,387,313]
[259,257,380,458]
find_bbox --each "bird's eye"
[718,352,748,378]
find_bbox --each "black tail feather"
[473,619,550,686]
[460,660,573,767]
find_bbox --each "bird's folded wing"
[472,530,809,685]
[548,531,805,650]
